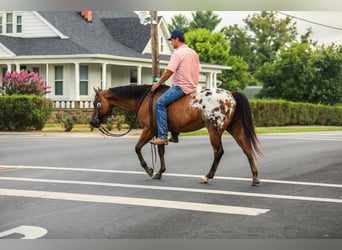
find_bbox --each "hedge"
[0,95,53,131]
[250,99,342,126]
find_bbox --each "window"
[32,67,39,74]
[130,69,137,84]
[160,37,164,52]
[79,65,88,95]
[55,66,63,95]
[0,16,3,33]
[6,13,13,33]
[2,67,7,87]
[16,15,22,33]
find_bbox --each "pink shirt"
[167,44,200,94]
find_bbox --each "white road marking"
[263,133,342,142]
[0,188,269,216]
[1,165,341,188]
[0,225,48,239]
[1,176,341,204]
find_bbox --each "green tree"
[221,24,257,86]
[222,11,303,75]
[222,55,251,91]
[244,11,298,68]
[256,42,314,100]
[221,24,254,67]
[186,29,229,64]
[189,11,222,32]
[186,29,250,90]
[310,44,342,105]
[256,42,342,105]
[167,14,190,33]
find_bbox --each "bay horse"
[90,84,263,186]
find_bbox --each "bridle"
[92,88,154,137]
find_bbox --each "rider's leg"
[151,86,185,144]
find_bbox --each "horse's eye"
[96,103,102,109]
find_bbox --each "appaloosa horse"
[90,84,263,186]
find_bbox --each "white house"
[0,11,230,109]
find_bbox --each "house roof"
[0,36,90,55]
[0,11,154,59]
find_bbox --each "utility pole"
[150,11,160,82]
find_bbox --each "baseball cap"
[167,30,184,41]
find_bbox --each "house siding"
[0,11,60,38]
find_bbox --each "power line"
[277,11,342,31]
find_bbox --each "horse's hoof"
[252,177,260,186]
[145,167,153,177]
[152,173,162,179]
[200,176,208,184]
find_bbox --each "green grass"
[42,123,94,133]
[42,123,342,135]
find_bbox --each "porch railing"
[53,99,93,109]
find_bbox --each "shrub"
[55,110,82,132]
[250,99,342,127]
[0,95,53,131]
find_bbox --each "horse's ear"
[93,87,98,94]
[93,87,102,94]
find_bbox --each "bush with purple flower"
[0,70,52,131]
[1,70,50,96]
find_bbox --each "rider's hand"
[150,83,160,92]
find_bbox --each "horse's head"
[90,87,112,128]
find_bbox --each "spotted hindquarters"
[191,88,236,130]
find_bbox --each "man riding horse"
[150,30,200,145]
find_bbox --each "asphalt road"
[0,131,341,239]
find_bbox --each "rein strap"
[97,88,152,137]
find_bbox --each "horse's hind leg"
[200,127,224,184]
[227,126,260,186]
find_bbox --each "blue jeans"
[155,86,185,140]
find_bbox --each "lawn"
[42,123,342,135]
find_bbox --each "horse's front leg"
[152,144,166,180]
[135,128,154,177]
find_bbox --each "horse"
[90,84,263,186]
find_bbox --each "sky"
[159,11,342,45]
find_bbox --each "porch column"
[137,66,142,85]
[74,62,80,101]
[16,63,20,72]
[213,73,217,88]
[6,64,11,72]
[101,63,107,90]
[206,73,213,89]
[45,64,49,98]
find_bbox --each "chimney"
[81,11,93,23]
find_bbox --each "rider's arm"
[151,70,173,92]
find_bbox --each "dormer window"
[0,12,23,34]
[6,13,13,33]
[16,15,22,33]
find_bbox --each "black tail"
[231,92,263,159]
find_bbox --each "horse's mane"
[108,84,169,99]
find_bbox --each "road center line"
[1,165,341,188]
[1,176,341,204]
[0,188,269,216]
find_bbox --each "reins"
[149,91,158,168]
[98,87,152,137]
[96,86,159,171]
